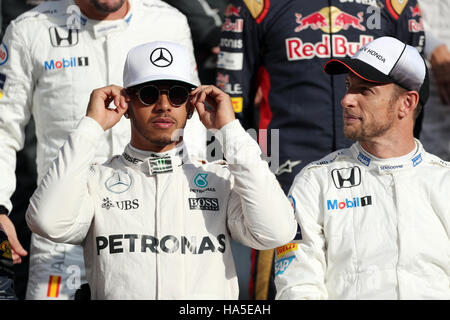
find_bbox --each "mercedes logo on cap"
[150,47,173,67]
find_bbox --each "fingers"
[191,85,226,102]
[95,85,130,111]
[190,85,225,111]
[190,85,235,129]
[0,217,27,264]
[10,246,28,264]
[87,85,130,130]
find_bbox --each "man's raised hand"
[190,85,236,130]
[86,85,130,131]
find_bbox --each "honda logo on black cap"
[49,27,79,47]
[331,166,361,189]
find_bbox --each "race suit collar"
[68,0,134,39]
[351,139,424,173]
[121,142,189,175]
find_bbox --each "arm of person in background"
[0,17,38,264]
[419,0,450,106]
[191,85,297,249]
[0,223,17,300]
[26,86,129,245]
[0,214,26,264]
[274,171,328,300]
[426,33,450,105]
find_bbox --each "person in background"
[216,0,426,300]
[275,36,449,300]
[162,0,229,85]
[0,0,204,300]
[0,222,16,299]
[0,0,45,300]
[417,0,450,160]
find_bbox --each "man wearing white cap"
[0,0,206,300]
[275,36,450,300]
[25,41,297,300]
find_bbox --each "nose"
[341,92,356,109]
[154,91,171,112]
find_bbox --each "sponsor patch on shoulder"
[412,153,422,167]
[387,0,409,19]
[243,0,268,22]
[0,43,8,65]
[276,243,298,258]
[275,255,295,276]
[231,97,243,113]
[357,152,371,166]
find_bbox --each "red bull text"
[286,34,373,60]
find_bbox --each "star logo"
[275,160,302,176]
[104,172,132,194]
[150,47,173,67]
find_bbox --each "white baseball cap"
[324,36,429,106]
[123,41,197,88]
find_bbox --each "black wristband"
[0,206,9,215]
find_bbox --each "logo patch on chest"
[188,198,219,211]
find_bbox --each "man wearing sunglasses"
[25,41,297,299]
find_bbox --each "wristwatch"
[0,206,9,215]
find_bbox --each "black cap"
[324,36,429,106]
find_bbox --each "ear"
[187,100,194,119]
[125,101,133,119]
[398,91,419,119]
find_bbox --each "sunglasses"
[135,85,191,107]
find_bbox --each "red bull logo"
[294,6,367,33]
[408,18,424,33]
[286,34,373,60]
[407,4,423,33]
[410,4,421,17]
[216,72,229,85]
[222,18,243,32]
[294,12,328,32]
[224,4,241,17]
[334,11,366,31]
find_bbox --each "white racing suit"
[275,141,450,299]
[0,0,205,299]
[26,117,297,299]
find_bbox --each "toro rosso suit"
[26,117,297,299]
[216,0,425,193]
[275,141,450,299]
[0,0,204,299]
